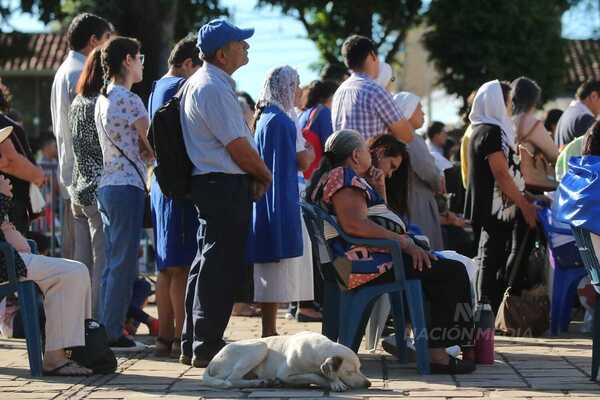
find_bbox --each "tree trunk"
[114,0,178,102]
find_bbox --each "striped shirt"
[331,72,404,138]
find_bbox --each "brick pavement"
[1,309,599,399]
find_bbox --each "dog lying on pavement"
[201,332,371,391]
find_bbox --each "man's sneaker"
[109,335,147,352]
[191,356,211,368]
[179,354,192,366]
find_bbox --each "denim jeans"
[97,185,145,341]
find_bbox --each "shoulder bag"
[495,228,550,337]
[98,116,153,229]
[517,118,558,192]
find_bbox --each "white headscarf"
[375,62,393,88]
[469,80,516,152]
[393,91,421,119]
[257,65,300,118]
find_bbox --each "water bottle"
[474,296,495,364]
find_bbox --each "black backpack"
[69,319,117,374]
[148,80,193,199]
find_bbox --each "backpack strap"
[306,105,324,131]
[98,108,148,195]
[516,116,541,144]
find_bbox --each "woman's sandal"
[430,357,476,374]
[170,338,181,359]
[154,337,173,357]
[231,303,261,317]
[43,361,92,377]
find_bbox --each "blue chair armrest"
[302,201,408,285]
[26,240,38,255]
[538,206,573,236]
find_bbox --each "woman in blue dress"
[252,65,315,337]
[147,36,202,357]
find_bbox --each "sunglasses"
[138,54,145,65]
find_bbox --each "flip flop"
[43,361,92,376]
[231,304,261,317]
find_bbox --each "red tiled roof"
[0,32,68,74]
[0,32,599,88]
[564,39,600,89]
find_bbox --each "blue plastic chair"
[300,201,430,374]
[570,226,600,380]
[538,206,587,335]
[0,242,43,377]
[26,239,38,255]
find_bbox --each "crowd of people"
[0,11,597,378]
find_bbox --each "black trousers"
[404,255,474,348]
[181,174,252,359]
[475,215,531,314]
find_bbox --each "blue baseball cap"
[196,19,254,55]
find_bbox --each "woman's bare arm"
[0,140,45,186]
[331,187,433,270]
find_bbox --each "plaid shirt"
[331,72,404,139]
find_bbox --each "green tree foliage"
[424,0,571,110]
[1,0,227,100]
[257,0,422,65]
[62,0,227,99]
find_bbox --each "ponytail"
[305,129,364,202]
[100,36,141,96]
[305,153,334,203]
[252,100,268,133]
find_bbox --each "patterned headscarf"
[257,65,300,117]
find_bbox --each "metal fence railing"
[29,160,59,256]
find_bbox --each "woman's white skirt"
[254,216,314,303]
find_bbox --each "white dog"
[201,332,371,392]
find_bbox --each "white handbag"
[29,184,46,214]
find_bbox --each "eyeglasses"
[138,54,145,65]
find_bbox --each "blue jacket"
[557,155,600,235]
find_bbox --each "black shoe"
[179,354,192,366]
[296,312,322,323]
[109,336,146,352]
[381,337,416,362]
[191,355,211,368]
[190,341,226,368]
[431,357,476,374]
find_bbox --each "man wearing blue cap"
[179,18,272,367]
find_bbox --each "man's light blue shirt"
[180,62,256,175]
[50,50,86,196]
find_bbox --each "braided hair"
[305,129,364,202]
[252,100,268,133]
[100,36,141,96]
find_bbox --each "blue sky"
[2,0,599,124]
[2,0,321,98]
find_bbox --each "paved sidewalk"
[1,310,599,399]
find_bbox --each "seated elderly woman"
[307,129,475,374]
[0,175,92,376]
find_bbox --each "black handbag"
[495,228,550,337]
[68,319,117,374]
